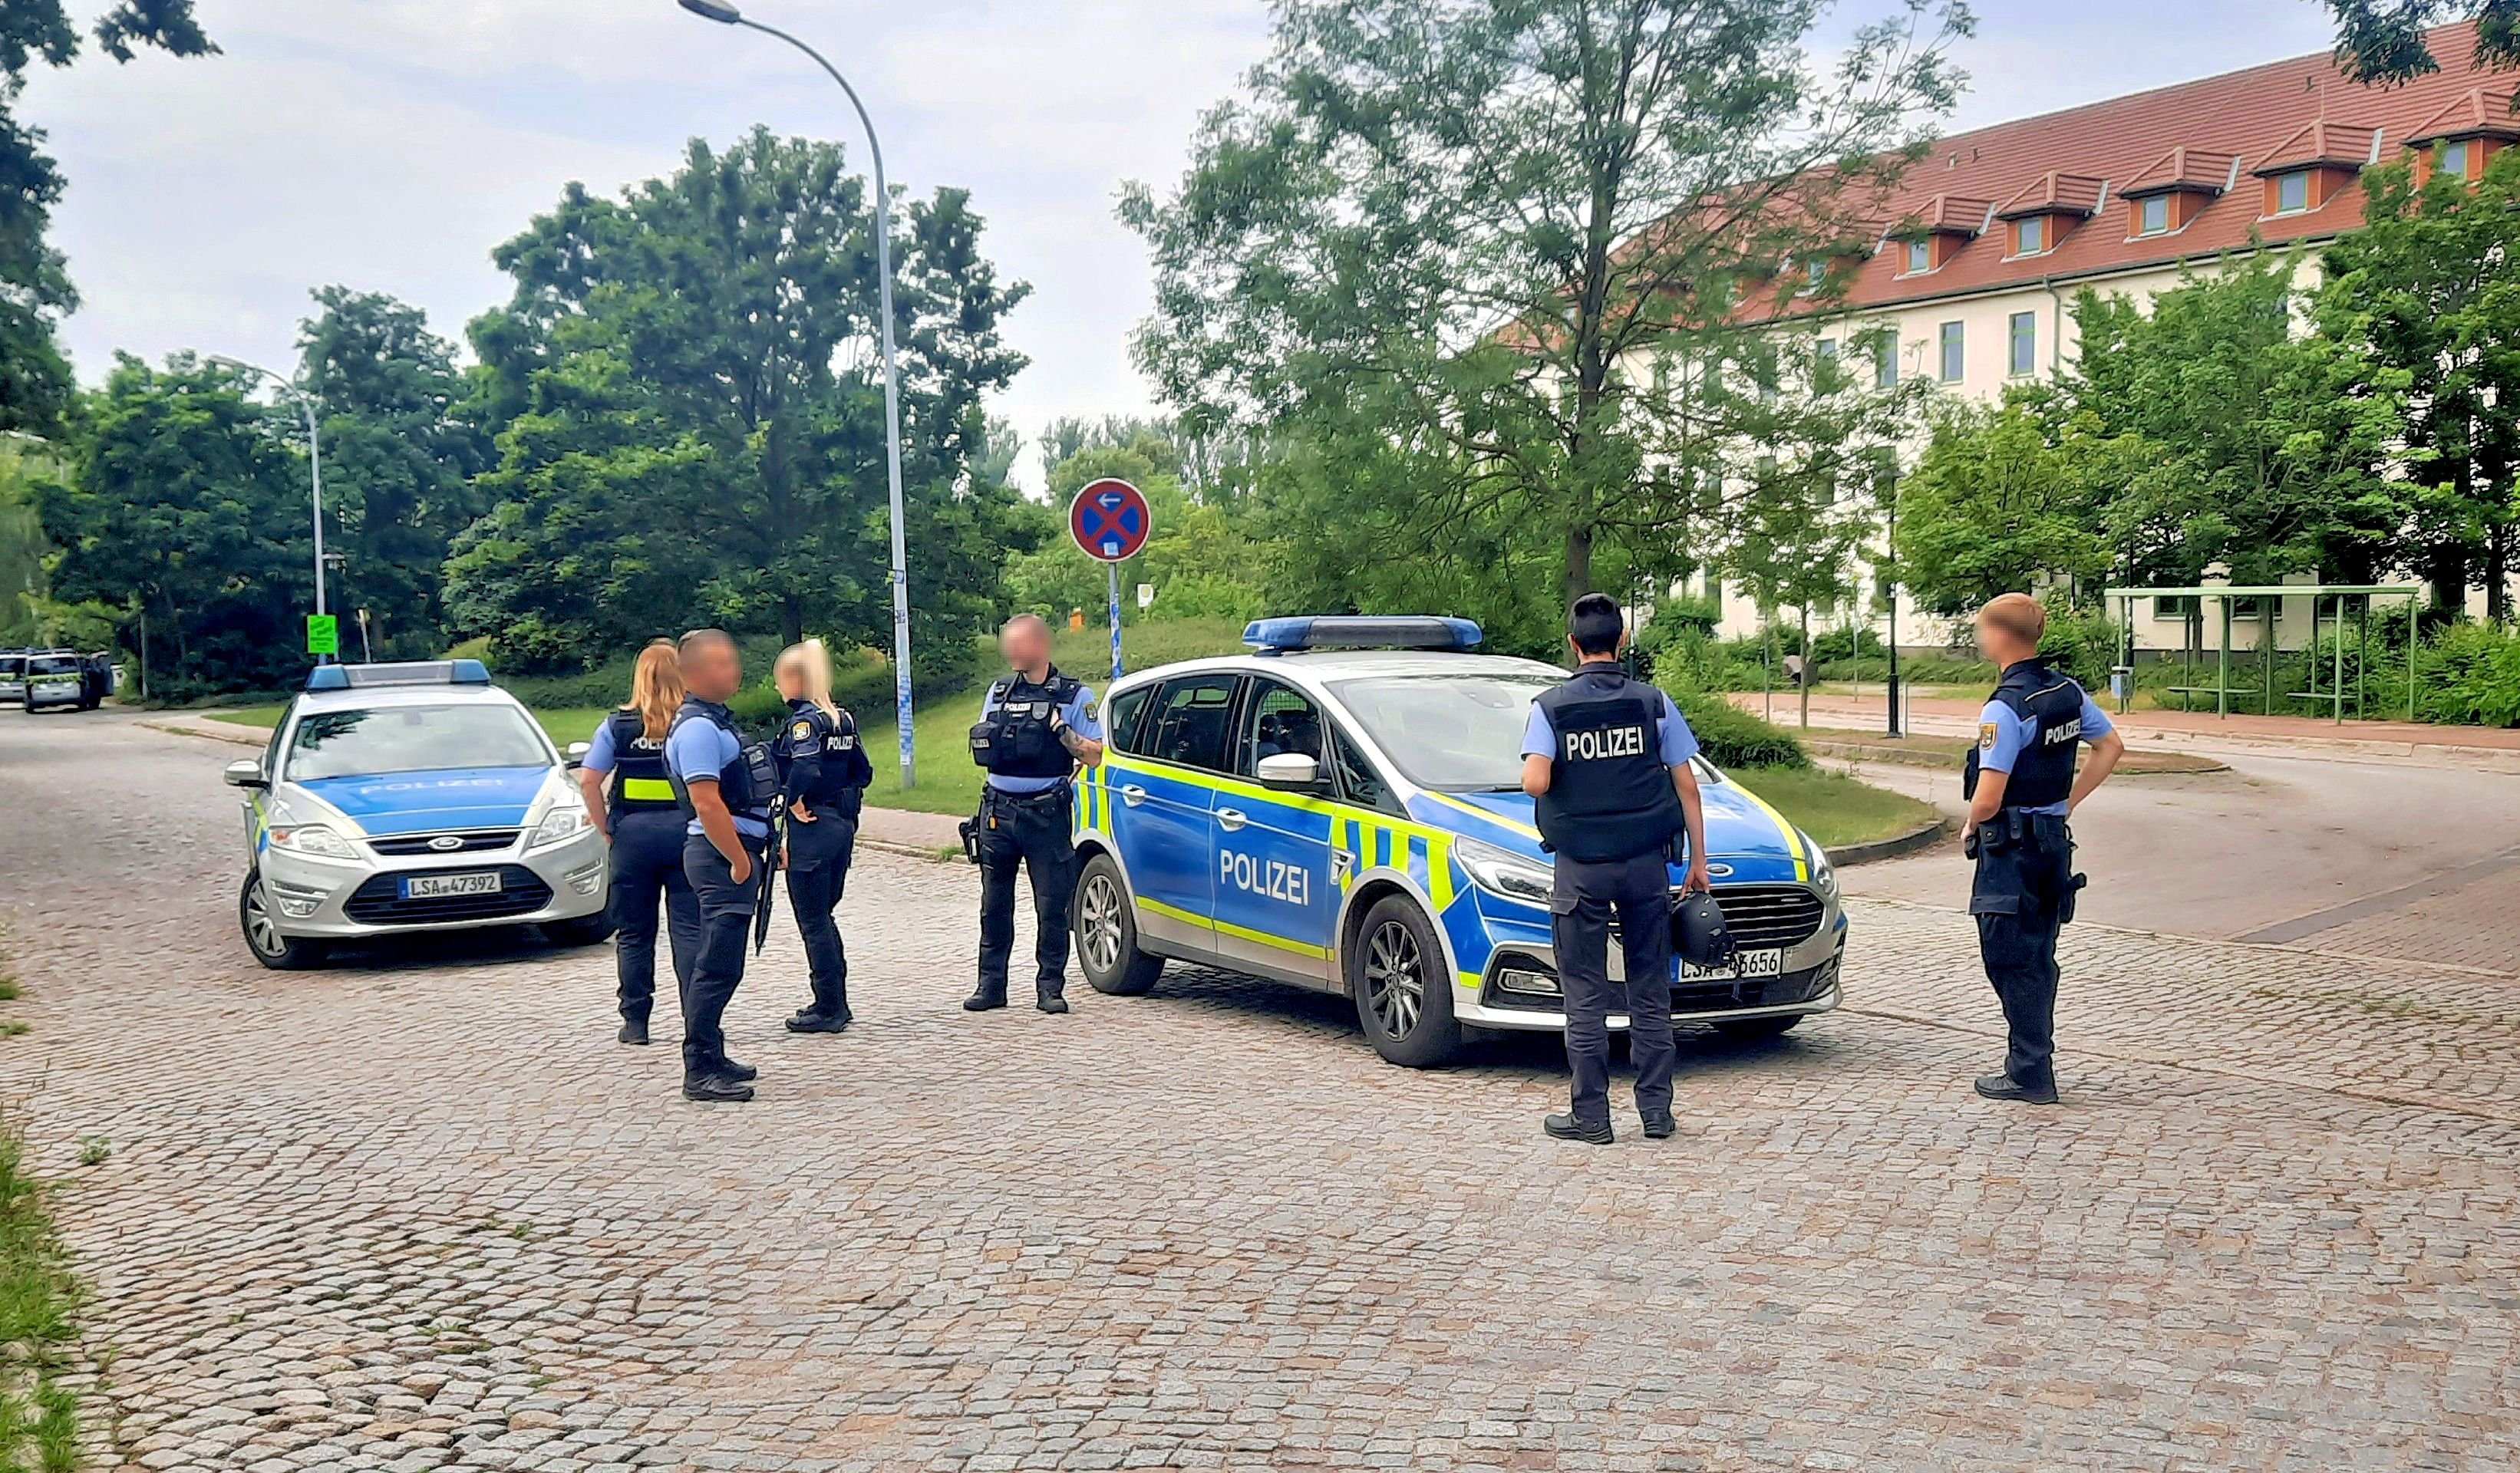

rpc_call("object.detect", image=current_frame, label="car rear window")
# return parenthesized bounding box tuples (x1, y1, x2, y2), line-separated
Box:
(26, 657, 78, 677)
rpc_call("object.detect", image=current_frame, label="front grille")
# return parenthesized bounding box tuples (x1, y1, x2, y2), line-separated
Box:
(343, 866, 552, 925)
(368, 829, 520, 857)
(1704, 884, 1825, 951)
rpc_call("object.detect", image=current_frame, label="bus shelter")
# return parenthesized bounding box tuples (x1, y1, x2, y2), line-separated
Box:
(2101, 584, 2423, 722)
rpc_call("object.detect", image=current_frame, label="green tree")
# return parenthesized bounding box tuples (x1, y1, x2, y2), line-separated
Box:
(2317, 153, 2520, 616)
(1004, 420, 1272, 627)
(1124, 0, 1971, 618)
(0, 2, 216, 435)
(39, 354, 312, 694)
(1892, 396, 2108, 615)
(447, 129, 1033, 675)
(295, 287, 491, 657)
(0, 433, 61, 644)
(2320, 2, 2519, 84)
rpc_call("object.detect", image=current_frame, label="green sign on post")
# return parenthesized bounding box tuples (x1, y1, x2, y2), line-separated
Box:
(305, 614, 339, 656)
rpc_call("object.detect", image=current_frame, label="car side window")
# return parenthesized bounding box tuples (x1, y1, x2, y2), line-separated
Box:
(1140, 675, 1241, 773)
(1103, 685, 1152, 756)
(1330, 724, 1402, 816)
(1237, 680, 1325, 776)
(264, 699, 295, 777)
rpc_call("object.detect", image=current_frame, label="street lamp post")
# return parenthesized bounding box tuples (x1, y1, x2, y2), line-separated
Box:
(677, 0, 919, 789)
(211, 355, 329, 656)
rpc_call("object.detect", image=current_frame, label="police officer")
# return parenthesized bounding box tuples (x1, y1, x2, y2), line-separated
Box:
(770, 638, 872, 1033)
(576, 639, 699, 1046)
(965, 613, 1102, 1014)
(1963, 592, 2126, 1105)
(1519, 593, 1709, 1145)
(662, 628, 780, 1103)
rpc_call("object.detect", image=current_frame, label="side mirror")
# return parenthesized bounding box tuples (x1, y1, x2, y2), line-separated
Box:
(1256, 752, 1325, 792)
(223, 759, 266, 789)
(564, 740, 591, 770)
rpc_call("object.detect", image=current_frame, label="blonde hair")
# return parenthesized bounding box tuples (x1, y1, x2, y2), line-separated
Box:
(777, 638, 839, 724)
(624, 639, 684, 740)
(1976, 592, 2047, 647)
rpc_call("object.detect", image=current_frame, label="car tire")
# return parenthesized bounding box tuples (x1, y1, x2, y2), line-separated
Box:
(1349, 894, 1461, 1068)
(541, 914, 616, 947)
(1712, 1014, 1802, 1040)
(1073, 852, 1162, 996)
(239, 868, 328, 971)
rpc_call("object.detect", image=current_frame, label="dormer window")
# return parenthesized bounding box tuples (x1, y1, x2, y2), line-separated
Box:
(2120, 148, 2235, 239)
(2249, 122, 2377, 218)
(2014, 216, 2045, 255)
(1993, 172, 2103, 260)
(2406, 89, 2515, 187)
(1903, 239, 1930, 273)
(2274, 170, 2310, 214)
(2137, 196, 2170, 236)
(2441, 139, 2472, 179)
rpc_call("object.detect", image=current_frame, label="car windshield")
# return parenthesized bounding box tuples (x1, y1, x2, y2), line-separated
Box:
(1327, 672, 1565, 791)
(285, 704, 549, 781)
(26, 657, 78, 677)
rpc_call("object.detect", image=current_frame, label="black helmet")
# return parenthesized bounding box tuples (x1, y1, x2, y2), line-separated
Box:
(1673, 891, 1737, 970)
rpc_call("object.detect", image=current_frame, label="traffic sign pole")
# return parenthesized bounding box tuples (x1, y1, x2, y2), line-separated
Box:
(1069, 478, 1152, 686)
(1107, 564, 1123, 680)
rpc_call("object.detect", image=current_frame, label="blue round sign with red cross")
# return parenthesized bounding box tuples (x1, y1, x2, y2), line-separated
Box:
(1068, 478, 1153, 563)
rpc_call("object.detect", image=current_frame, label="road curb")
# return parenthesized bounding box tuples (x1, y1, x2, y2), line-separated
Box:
(1826, 816, 1950, 868)
(139, 717, 265, 749)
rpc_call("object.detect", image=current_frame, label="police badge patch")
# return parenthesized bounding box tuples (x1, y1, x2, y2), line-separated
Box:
(791, 719, 814, 743)
(1978, 721, 1999, 750)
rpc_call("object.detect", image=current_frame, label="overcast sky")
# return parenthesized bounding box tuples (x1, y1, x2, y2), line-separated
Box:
(25, 0, 2339, 487)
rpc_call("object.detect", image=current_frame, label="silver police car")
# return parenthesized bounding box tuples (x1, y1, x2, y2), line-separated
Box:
(225, 660, 612, 969)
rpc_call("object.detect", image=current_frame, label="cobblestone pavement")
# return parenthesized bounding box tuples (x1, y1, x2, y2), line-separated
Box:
(2, 711, 2516, 1472)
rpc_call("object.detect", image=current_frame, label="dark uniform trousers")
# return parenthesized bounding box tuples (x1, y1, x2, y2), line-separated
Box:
(976, 786, 1075, 1002)
(784, 809, 858, 1019)
(609, 810, 696, 1026)
(1971, 811, 2079, 1092)
(680, 830, 767, 1076)
(1552, 851, 1677, 1125)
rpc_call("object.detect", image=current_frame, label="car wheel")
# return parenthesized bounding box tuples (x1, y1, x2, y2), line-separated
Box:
(1349, 894, 1460, 1068)
(1713, 1014, 1802, 1040)
(541, 914, 616, 947)
(239, 868, 328, 971)
(1073, 852, 1162, 995)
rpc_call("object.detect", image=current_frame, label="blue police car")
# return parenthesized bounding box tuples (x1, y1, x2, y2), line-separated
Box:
(1070, 617, 1848, 1067)
(223, 661, 613, 969)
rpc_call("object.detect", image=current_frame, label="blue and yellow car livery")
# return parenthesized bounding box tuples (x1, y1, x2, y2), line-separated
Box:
(1067, 617, 1847, 1068)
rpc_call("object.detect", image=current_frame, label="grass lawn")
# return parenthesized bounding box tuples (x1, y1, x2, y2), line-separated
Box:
(1726, 764, 1940, 849)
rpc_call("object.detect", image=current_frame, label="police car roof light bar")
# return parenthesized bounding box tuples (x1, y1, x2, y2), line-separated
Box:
(305, 659, 492, 692)
(1242, 616, 1483, 655)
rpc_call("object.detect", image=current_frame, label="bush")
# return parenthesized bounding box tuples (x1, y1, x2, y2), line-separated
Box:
(2037, 595, 2123, 684)
(2419, 621, 2520, 727)
(1664, 686, 1811, 769)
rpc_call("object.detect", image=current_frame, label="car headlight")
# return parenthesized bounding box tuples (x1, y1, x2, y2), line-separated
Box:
(1454, 836, 1555, 905)
(1809, 842, 1839, 902)
(527, 807, 589, 850)
(268, 824, 358, 860)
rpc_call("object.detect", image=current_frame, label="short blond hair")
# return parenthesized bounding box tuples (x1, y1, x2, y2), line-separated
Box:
(1976, 592, 2046, 646)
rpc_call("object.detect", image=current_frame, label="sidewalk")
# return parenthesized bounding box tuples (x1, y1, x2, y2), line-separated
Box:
(1733, 690, 2520, 771)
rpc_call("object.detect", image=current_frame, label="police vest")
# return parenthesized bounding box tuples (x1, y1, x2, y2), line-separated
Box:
(1964, 660, 2083, 811)
(970, 669, 1083, 780)
(1532, 667, 1685, 865)
(601, 709, 680, 822)
(777, 700, 873, 819)
(666, 698, 778, 826)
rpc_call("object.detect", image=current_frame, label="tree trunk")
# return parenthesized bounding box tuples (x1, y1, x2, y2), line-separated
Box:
(2426, 544, 2469, 617)
(1562, 521, 1595, 622)
(2488, 521, 2511, 625)
(779, 597, 803, 648)
(1798, 605, 1811, 730)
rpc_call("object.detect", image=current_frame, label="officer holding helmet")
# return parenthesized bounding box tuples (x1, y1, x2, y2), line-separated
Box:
(965, 613, 1103, 1014)
(664, 629, 781, 1103)
(1520, 593, 1710, 1145)
(1963, 592, 2126, 1105)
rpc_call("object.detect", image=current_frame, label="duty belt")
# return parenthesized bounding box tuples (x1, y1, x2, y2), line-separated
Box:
(988, 783, 1071, 806)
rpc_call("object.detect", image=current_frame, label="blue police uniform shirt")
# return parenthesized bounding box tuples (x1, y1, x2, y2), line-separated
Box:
(1519, 683, 1700, 766)
(582, 715, 620, 775)
(1975, 688, 2115, 816)
(982, 677, 1103, 794)
(663, 712, 771, 839)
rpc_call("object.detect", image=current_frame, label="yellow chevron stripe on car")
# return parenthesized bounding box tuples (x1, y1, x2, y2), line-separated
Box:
(1137, 894, 1331, 961)
(1101, 756, 1466, 915)
(1733, 783, 1810, 881)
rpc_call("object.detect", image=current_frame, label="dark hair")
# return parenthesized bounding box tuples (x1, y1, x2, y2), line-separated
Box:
(677, 628, 735, 657)
(1568, 594, 1624, 656)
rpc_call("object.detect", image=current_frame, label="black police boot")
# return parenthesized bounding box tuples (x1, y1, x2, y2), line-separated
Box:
(715, 1053, 759, 1083)
(1640, 1111, 1677, 1140)
(962, 988, 1008, 1012)
(618, 1017, 649, 1046)
(786, 1007, 851, 1034)
(1036, 990, 1070, 1015)
(1544, 1112, 1615, 1145)
(682, 1073, 754, 1103)
(1974, 1073, 2059, 1105)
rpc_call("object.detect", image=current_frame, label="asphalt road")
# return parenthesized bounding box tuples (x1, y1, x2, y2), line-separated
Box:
(2, 708, 2516, 1472)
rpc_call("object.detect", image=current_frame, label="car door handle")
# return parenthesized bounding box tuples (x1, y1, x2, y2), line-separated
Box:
(1216, 808, 1248, 831)
(1120, 784, 1148, 806)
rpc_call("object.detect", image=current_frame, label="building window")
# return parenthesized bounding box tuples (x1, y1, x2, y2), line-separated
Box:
(1803, 258, 1828, 292)
(2014, 216, 2044, 255)
(2228, 595, 2268, 621)
(2441, 140, 2472, 178)
(2154, 595, 2198, 620)
(2008, 311, 2037, 376)
(1938, 321, 1964, 383)
(1877, 334, 1898, 389)
(1816, 337, 1837, 361)
(1903, 239, 1931, 274)
(2138, 195, 2170, 236)
(2275, 170, 2310, 213)
(1704, 577, 1723, 605)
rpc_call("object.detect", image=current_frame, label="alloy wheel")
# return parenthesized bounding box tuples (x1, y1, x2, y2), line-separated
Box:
(1080, 872, 1123, 975)
(1364, 920, 1423, 1037)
